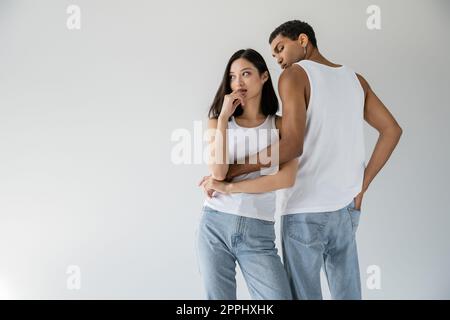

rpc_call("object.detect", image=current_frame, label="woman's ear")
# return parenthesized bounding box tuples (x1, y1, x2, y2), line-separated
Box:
(262, 71, 269, 84)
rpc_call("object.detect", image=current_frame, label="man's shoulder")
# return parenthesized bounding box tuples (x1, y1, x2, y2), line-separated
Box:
(279, 63, 308, 88)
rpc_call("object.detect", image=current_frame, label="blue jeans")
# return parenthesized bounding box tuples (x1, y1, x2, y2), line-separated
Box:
(281, 200, 362, 300)
(196, 206, 292, 300)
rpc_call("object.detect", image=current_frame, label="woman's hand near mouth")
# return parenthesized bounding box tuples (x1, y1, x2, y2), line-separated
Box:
(219, 89, 246, 120)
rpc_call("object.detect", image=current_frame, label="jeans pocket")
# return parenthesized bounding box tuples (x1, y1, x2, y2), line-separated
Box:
(286, 214, 327, 246)
(347, 207, 361, 234)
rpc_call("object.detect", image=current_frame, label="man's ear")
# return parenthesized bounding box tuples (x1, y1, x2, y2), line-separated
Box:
(298, 33, 309, 48)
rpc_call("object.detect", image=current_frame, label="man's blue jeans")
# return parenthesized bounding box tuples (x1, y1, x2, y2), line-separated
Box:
(281, 200, 362, 299)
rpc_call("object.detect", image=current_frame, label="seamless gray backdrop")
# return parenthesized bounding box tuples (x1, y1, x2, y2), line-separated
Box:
(0, 0, 449, 299)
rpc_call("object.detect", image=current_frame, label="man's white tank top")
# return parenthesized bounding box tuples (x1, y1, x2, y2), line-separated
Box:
(280, 60, 366, 215)
(204, 115, 279, 221)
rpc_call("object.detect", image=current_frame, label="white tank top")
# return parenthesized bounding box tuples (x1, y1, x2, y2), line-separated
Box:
(204, 115, 279, 221)
(280, 60, 366, 214)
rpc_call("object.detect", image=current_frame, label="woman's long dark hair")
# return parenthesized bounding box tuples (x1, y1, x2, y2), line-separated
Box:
(208, 49, 279, 119)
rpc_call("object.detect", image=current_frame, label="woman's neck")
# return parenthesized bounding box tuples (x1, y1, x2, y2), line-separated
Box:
(238, 94, 265, 120)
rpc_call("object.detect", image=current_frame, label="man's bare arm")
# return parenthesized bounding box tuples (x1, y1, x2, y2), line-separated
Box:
(356, 73, 403, 203)
(226, 65, 307, 179)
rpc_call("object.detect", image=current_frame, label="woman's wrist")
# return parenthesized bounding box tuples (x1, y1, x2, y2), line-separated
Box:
(218, 113, 230, 123)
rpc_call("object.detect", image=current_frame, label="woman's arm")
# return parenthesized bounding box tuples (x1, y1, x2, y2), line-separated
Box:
(204, 90, 245, 182)
(207, 117, 229, 180)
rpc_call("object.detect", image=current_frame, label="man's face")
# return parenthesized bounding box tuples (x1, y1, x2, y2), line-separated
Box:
(270, 34, 302, 70)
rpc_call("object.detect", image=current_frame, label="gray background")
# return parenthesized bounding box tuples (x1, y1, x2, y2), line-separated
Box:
(0, 0, 449, 299)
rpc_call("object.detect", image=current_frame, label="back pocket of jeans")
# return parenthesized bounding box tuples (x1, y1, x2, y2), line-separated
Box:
(286, 218, 325, 246)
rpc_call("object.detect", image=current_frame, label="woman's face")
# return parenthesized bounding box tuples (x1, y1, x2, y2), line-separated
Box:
(228, 58, 268, 103)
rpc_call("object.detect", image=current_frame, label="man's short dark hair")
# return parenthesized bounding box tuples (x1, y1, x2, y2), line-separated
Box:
(269, 20, 317, 48)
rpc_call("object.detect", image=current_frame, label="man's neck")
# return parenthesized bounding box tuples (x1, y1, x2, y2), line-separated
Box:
(302, 47, 341, 68)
